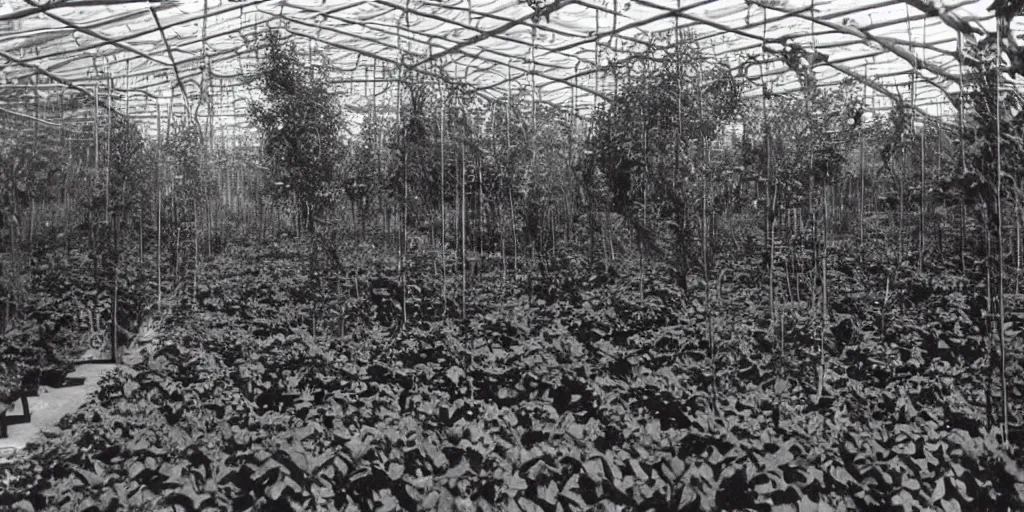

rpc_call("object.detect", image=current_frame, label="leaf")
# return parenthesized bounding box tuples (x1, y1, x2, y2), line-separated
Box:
(754, 476, 777, 495)
(799, 497, 834, 512)
(538, 481, 559, 505)
(602, 454, 623, 482)
(903, 478, 921, 491)
(829, 465, 855, 487)
(506, 474, 529, 491)
(423, 441, 448, 469)
(668, 457, 686, 479)
(628, 458, 649, 481)
(566, 423, 584, 440)
(267, 478, 287, 501)
(931, 478, 946, 503)
(422, 491, 440, 509)
(346, 436, 371, 461)
(583, 458, 605, 481)
(74, 468, 105, 488)
(446, 366, 464, 386)
(819, 503, 835, 512)
(251, 459, 283, 481)
(891, 490, 915, 511)
(387, 462, 405, 480)
(805, 466, 824, 485)
(167, 485, 212, 510)
(517, 496, 544, 512)
(774, 377, 791, 395)
(950, 477, 970, 502)
(438, 488, 456, 512)
(940, 498, 962, 512)
(443, 459, 470, 480)
(128, 461, 146, 480)
(11, 501, 34, 512)
(696, 462, 714, 483)
(679, 486, 697, 508)
(282, 446, 312, 474)
(378, 489, 400, 512)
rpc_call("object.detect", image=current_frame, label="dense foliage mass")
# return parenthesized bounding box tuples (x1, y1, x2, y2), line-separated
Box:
(1, 240, 1024, 511)
(248, 30, 346, 234)
(0, 100, 252, 413)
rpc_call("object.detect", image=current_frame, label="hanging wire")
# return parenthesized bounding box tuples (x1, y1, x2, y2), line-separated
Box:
(507, 58, 517, 274)
(530, 23, 539, 270)
(903, 2, 918, 269)
(398, 4, 409, 328)
(995, 19, 1009, 445)
(860, 60, 867, 250)
(958, 31, 967, 273)
(675, 0, 686, 301)
(594, 8, 608, 261)
(611, 0, 618, 100)
(105, 69, 111, 226)
(569, 60, 578, 256)
(531, 23, 538, 166)
(760, 4, 779, 353)
(808, 0, 828, 406)
(696, 39, 713, 412)
(156, 97, 162, 316)
(919, 13, 928, 270)
(439, 57, 447, 309)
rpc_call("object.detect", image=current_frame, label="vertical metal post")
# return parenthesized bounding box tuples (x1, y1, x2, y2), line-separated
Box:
(860, 62, 867, 248)
(94, 83, 100, 171)
(156, 99, 162, 316)
(958, 32, 967, 273)
(106, 74, 112, 224)
(398, 7, 408, 328)
(917, 18, 925, 270)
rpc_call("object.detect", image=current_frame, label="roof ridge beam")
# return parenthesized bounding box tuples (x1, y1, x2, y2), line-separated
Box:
(411, 0, 578, 69)
(0, 48, 120, 114)
(21, 0, 172, 68)
(8, 0, 273, 67)
(0, 0, 152, 22)
(748, 0, 957, 83)
(547, 0, 717, 54)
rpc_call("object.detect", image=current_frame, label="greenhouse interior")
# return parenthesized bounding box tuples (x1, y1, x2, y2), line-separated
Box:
(3, 0, 1024, 510)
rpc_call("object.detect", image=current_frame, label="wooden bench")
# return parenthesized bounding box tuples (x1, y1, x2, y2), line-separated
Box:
(0, 394, 31, 439)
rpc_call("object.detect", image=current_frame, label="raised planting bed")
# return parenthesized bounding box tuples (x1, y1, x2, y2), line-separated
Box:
(59, 376, 86, 387)
(2, 329, 77, 399)
(38, 362, 77, 388)
(23, 376, 87, 397)
(0, 360, 29, 409)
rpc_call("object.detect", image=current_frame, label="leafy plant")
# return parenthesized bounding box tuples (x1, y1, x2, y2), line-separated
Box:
(248, 29, 346, 234)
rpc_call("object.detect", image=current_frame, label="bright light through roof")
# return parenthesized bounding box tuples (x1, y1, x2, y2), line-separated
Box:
(0, 0, 1020, 137)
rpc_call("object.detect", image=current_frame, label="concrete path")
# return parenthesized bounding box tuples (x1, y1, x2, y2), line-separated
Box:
(0, 316, 159, 460)
(0, 363, 123, 457)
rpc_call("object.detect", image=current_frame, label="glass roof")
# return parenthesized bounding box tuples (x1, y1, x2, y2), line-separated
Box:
(0, 0, 1021, 135)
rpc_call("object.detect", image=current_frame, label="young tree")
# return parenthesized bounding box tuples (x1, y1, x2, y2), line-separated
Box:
(248, 30, 345, 235)
(579, 39, 741, 286)
(342, 115, 389, 241)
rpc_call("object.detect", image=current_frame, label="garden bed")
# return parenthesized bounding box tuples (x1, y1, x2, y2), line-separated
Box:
(0, 242, 1021, 511)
